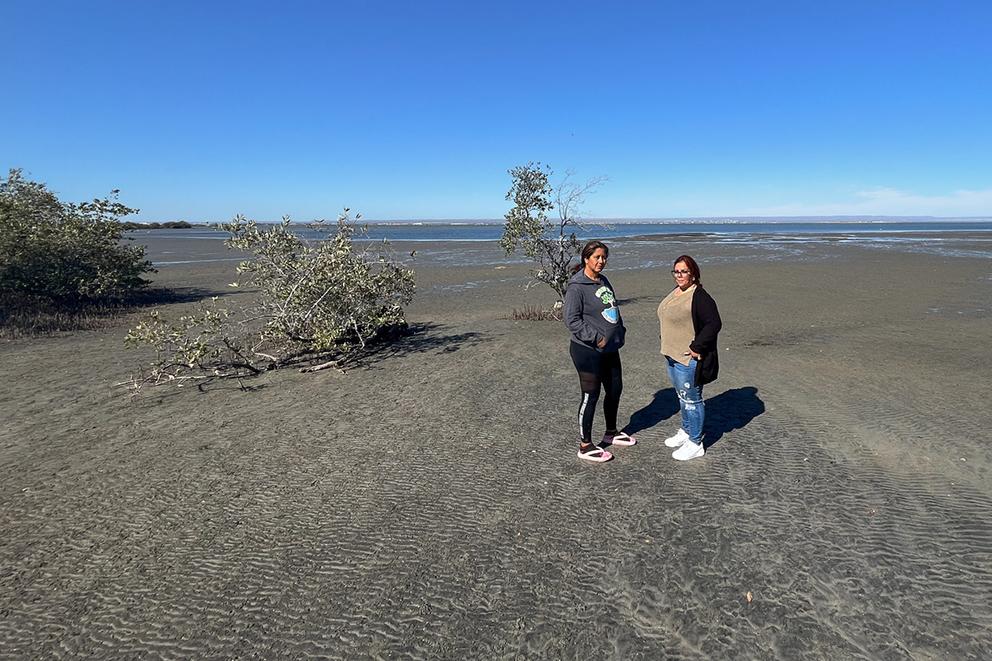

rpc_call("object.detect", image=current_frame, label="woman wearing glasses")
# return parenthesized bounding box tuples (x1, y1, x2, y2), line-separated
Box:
(657, 255, 722, 460)
(564, 240, 636, 463)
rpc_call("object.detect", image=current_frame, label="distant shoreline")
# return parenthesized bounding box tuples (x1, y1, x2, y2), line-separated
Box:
(125, 216, 992, 227)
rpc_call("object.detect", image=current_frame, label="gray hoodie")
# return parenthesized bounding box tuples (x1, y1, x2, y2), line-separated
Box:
(564, 270, 626, 352)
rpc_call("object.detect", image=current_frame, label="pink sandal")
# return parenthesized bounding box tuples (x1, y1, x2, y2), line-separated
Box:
(577, 444, 613, 463)
(601, 431, 637, 447)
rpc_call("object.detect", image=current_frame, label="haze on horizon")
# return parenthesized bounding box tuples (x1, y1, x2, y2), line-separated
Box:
(3, 1, 990, 222)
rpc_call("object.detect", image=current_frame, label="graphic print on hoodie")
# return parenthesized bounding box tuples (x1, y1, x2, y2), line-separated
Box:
(596, 285, 618, 323)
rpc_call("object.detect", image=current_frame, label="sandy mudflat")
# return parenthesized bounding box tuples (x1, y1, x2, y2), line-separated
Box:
(1, 234, 991, 658)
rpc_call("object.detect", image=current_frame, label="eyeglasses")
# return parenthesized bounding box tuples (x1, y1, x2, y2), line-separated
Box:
(671, 269, 691, 276)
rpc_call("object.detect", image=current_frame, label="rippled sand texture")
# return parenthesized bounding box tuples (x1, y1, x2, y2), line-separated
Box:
(1, 237, 990, 659)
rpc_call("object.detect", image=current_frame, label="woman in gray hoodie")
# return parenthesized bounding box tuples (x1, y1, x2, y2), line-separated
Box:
(564, 240, 636, 462)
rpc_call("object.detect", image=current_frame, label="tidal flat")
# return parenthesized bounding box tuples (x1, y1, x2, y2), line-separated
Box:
(1, 233, 990, 658)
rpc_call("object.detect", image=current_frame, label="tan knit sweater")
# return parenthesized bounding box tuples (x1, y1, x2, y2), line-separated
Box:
(658, 284, 696, 366)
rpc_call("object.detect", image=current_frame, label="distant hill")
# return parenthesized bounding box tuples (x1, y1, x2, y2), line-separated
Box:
(121, 221, 194, 230)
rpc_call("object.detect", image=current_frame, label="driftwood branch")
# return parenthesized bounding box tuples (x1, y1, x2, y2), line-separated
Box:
(300, 358, 343, 373)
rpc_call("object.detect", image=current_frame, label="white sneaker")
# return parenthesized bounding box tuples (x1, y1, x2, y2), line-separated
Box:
(664, 428, 690, 448)
(672, 440, 705, 461)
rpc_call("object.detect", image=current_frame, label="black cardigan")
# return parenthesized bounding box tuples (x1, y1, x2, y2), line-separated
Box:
(688, 286, 722, 386)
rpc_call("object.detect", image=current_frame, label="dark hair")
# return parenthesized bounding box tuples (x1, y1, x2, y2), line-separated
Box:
(673, 254, 701, 284)
(571, 240, 610, 274)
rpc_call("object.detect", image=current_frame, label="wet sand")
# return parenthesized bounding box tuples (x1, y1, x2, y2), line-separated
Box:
(1, 235, 990, 658)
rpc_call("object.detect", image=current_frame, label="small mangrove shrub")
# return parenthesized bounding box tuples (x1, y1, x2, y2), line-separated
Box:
(125, 211, 415, 391)
(500, 162, 606, 311)
(0, 168, 153, 306)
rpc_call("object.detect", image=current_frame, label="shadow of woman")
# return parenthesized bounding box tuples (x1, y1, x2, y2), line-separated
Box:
(624, 388, 680, 436)
(700, 386, 765, 448)
(624, 386, 765, 448)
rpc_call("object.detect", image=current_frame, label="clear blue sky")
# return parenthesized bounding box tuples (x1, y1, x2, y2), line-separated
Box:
(3, 1, 991, 221)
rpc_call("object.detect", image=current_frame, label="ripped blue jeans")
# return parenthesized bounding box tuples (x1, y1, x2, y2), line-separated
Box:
(666, 356, 704, 444)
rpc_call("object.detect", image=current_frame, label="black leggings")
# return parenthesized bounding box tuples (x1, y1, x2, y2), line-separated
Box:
(569, 342, 623, 443)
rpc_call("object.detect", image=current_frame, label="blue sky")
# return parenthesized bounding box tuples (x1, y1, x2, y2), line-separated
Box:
(3, 1, 991, 221)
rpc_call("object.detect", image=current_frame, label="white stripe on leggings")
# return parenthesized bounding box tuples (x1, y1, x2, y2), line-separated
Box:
(578, 392, 590, 439)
